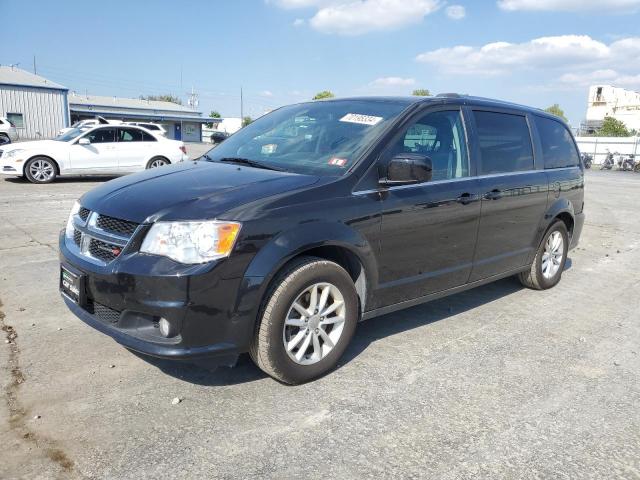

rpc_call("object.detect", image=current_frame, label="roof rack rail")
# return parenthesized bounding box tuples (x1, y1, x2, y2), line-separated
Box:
(436, 93, 462, 98)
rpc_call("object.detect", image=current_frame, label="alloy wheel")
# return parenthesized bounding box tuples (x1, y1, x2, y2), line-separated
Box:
(29, 159, 55, 182)
(149, 159, 168, 168)
(542, 231, 564, 279)
(282, 282, 346, 365)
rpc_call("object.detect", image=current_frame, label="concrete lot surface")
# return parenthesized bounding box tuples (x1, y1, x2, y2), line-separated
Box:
(1, 170, 639, 479)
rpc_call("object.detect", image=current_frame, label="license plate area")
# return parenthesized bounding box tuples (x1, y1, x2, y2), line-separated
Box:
(60, 265, 85, 306)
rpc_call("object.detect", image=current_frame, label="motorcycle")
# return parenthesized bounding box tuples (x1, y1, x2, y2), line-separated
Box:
(601, 151, 615, 170)
(621, 154, 638, 171)
(580, 153, 592, 169)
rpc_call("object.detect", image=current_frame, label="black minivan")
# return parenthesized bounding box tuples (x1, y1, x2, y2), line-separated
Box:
(60, 95, 584, 384)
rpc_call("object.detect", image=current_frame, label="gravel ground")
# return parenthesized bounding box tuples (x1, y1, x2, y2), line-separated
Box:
(1, 170, 639, 480)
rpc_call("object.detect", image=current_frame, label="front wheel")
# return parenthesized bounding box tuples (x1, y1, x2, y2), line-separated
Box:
(519, 220, 568, 290)
(146, 156, 170, 169)
(250, 257, 359, 384)
(24, 157, 57, 184)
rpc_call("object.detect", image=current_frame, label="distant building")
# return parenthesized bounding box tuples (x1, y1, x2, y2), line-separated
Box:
(0, 65, 69, 140)
(68, 93, 206, 142)
(582, 85, 640, 134)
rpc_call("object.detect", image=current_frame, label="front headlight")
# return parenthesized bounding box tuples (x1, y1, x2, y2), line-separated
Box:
(140, 221, 241, 264)
(6, 149, 25, 159)
(65, 201, 81, 237)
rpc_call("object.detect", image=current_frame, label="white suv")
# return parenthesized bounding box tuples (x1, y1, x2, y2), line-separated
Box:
(0, 117, 19, 144)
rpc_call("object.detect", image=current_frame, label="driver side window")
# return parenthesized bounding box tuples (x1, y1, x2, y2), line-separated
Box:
(387, 110, 469, 181)
(84, 127, 116, 144)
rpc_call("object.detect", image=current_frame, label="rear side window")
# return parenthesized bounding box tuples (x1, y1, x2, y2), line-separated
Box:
(534, 115, 580, 169)
(473, 111, 534, 175)
(118, 127, 155, 142)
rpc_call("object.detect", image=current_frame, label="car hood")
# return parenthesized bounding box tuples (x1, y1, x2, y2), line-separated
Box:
(80, 160, 320, 223)
(3, 140, 64, 151)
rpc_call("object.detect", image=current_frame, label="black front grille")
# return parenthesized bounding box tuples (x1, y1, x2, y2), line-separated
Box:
(78, 207, 90, 221)
(96, 214, 138, 237)
(73, 229, 82, 246)
(88, 238, 122, 263)
(87, 301, 121, 324)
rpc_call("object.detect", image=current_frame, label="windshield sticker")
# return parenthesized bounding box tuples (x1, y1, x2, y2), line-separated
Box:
(339, 113, 383, 126)
(328, 158, 347, 167)
(261, 144, 278, 154)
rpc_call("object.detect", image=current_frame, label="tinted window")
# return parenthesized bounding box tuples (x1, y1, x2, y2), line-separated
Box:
(84, 127, 116, 144)
(118, 127, 154, 142)
(473, 111, 534, 175)
(388, 110, 469, 181)
(534, 115, 580, 169)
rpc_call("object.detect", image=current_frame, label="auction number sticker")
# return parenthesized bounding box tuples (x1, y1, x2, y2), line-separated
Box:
(339, 113, 383, 126)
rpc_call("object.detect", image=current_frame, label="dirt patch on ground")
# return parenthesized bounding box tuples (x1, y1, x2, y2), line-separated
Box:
(1, 299, 75, 474)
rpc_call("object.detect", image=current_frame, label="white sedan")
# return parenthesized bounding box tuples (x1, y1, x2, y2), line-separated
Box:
(0, 125, 188, 184)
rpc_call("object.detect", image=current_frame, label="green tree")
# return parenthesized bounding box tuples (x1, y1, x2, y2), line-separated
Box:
(139, 94, 183, 105)
(412, 89, 431, 97)
(242, 116, 253, 127)
(206, 110, 222, 128)
(544, 104, 568, 122)
(597, 116, 631, 137)
(313, 90, 335, 100)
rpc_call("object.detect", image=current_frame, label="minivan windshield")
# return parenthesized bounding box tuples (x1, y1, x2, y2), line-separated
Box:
(55, 128, 85, 142)
(202, 100, 409, 176)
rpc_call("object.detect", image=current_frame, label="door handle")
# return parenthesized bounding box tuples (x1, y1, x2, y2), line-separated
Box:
(456, 193, 478, 205)
(484, 189, 503, 200)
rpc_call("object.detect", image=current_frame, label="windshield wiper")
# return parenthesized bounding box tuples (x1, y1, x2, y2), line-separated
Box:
(218, 157, 285, 172)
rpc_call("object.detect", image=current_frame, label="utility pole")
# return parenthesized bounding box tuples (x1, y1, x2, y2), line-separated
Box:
(240, 87, 244, 125)
(187, 86, 199, 110)
(33, 55, 37, 75)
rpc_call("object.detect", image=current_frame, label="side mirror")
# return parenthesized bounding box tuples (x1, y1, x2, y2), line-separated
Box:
(78, 138, 90, 145)
(381, 153, 432, 186)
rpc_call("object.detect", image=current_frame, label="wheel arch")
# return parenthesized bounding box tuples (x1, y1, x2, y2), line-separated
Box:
(24, 154, 60, 175)
(530, 198, 575, 261)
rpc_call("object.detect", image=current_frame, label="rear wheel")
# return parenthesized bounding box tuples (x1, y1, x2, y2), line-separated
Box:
(146, 156, 170, 169)
(519, 220, 568, 290)
(250, 257, 359, 384)
(24, 157, 57, 184)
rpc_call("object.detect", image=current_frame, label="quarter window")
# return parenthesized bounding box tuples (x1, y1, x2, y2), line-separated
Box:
(473, 111, 534, 175)
(387, 110, 469, 181)
(84, 127, 116, 144)
(118, 127, 155, 142)
(534, 115, 580, 169)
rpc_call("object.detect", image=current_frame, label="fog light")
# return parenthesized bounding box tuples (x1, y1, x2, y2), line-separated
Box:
(158, 317, 176, 338)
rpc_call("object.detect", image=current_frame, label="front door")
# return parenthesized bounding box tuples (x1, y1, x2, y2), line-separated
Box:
(68, 127, 119, 173)
(468, 110, 549, 281)
(376, 108, 481, 308)
(174, 123, 182, 140)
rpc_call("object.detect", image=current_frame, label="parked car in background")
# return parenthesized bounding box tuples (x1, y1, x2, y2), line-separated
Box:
(58, 116, 118, 136)
(58, 95, 584, 384)
(0, 117, 19, 144)
(1, 125, 187, 183)
(126, 122, 167, 137)
(210, 130, 229, 145)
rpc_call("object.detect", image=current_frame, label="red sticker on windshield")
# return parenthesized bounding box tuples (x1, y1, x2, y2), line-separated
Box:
(328, 158, 347, 167)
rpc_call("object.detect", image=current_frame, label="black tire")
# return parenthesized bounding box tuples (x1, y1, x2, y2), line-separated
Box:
(24, 156, 57, 184)
(519, 220, 569, 290)
(250, 256, 359, 384)
(146, 156, 170, 169)
(0, 133, 10, 145)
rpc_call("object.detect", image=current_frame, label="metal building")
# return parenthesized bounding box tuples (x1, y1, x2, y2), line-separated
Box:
(68, 93, 207, 142)
(0, 65, 69, 140)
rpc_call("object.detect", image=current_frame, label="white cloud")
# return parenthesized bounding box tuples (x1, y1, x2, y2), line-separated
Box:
(270, 0, 442, 35)
(293, 18, 305, 26)
(445, 4, 465, 19)
(370, 76, 416, 87)
(416, 35, 640, 76)
(261, 90, 275, 97)
(497, 0, 640, 12)
(560, 69, 640, 89)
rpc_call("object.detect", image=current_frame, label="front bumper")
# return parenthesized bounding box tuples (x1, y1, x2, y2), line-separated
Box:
(59, 231, 259, 365)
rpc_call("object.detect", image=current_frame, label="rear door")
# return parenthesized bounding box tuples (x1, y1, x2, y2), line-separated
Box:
(375, 107, 482, 307)
(468, 109, 549, 281)
(68, 127, 119, 173)
(116, 127, 157, 171)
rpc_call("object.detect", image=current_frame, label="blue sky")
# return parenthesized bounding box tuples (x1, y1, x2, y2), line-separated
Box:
(3, 0, 640, 126)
